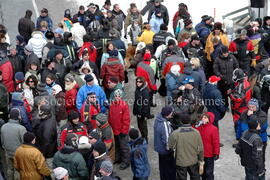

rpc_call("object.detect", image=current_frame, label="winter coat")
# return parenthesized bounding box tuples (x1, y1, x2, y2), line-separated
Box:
(148, 4, 169, 25)
(153, 30, 174, 51)
(78, 42, 97, 63)
(18, 16, 35, 42)
(14, 144, 51, 180)
(229, 38, 255, 74)
(136, 30, 155, 45)
(27, 32, 47, 58)
(129, 138, 150, 178)
(71, 23, 86, 47)
(133, 84, 151, 117)
(237, 109, 268, 142)
(11, 95, 32, 132)
(76, 84, 107, 111)
(100, 52, 124, 68)
(0, 58, 14, 92)
(54, 58, 72, 88)
(195, 112, 220, 158)
(36, 15, 53, 30)
(230, 79, 252, 122)
(126, 24, 141, 46)
(166, 72, 183, 99)
(108, 99, 130, 135)
(203, 83, 226, 121)
(205, 32, 229, 61)
(100, 57, 125, 89)
(136, 61, 157, 91)
(60, 122, 87, 149)
(1, 119, 26, 157)
(213, 54, 239, 85)
(55, 92, 67, 122)
(53, 146, 89, 180)
(149, 14, 164, 34)
(235, 129, 264, 172)
(168, 124, 204, 167)
(195, 21, 212, 46)
(153, 113, 173, 155)
(33, 114, 57, 158)
(80, 101, 100, 131)
(112, 9, 126, 31)
(65, 82, 79, 113)
(124, 11, 143, 34)
(9, 55, 23, 76)
(23, 87, 38, 108)
(0, 82, 8, 109)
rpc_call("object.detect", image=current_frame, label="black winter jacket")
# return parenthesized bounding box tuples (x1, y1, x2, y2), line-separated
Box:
(133, 84, 151, 117)
(235, 129, 264, 174)
(18, 16, 35, 42)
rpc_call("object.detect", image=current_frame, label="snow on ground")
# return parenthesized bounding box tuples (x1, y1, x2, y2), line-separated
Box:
(69, 0, 250, 34)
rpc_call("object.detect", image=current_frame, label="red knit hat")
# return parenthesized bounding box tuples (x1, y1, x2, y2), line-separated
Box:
(143, 53, 151, 61)
(209, 75, 221, 83)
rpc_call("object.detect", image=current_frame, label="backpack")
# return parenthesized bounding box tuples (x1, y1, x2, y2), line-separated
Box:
(175, 18, 184, 37)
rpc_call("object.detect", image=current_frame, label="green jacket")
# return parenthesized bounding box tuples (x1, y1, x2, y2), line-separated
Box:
(168, 124, 204, 167)
(53, 146, 89, 180)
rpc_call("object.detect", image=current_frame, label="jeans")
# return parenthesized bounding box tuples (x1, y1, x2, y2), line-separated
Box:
(5, 153, 19, 180)
(133, 177, 148, 180)
(176, 163, 200, 180)
(158, 153, 176, 180)
(137, 115, 148, 141)
(202, 157, 214, 180)
(245, 167, 265, 180)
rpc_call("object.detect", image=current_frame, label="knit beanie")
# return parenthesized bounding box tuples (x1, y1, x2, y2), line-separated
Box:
(52, 84, 62, 94)
(65, 73, 75, 82)
(96, 113, 108, 127)
(170, 65, 181, 75)
(15, 72, 25, 81)
(167, 39, 176, 46)
(89, 129, 101, 140)
(161, 106, 173, 117)
(53, 167, 68, 180)
(93, 141, 107, 155)
(68, 110, 80, 122)
(84, 74, 94, 82)
(184, 19, 192, 27)
(248, 98, 259, 110)
(24, 44, 33, 52)
(11, 92, 23, 102)
(16, 35, 25, 44)
(100, 160, 113, 174)
(23, 132, 36, 143)
(129, 128, 139, 140)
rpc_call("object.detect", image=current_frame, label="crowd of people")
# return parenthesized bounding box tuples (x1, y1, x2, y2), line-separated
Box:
(0, 0, 270, 179)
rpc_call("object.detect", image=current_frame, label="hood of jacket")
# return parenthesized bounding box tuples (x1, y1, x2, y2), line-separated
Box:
(206, 112, 215, 124)
(137, 83, 148, 91)
(31, 31, 44, 39)
(79, 61, 93, 75)
(156, 113, 166, 123)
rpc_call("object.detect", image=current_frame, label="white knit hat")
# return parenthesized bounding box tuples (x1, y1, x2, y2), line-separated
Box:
(170, 64, 181, 75)
(53, 167, 68, 180)
(52, 84, 62, 94)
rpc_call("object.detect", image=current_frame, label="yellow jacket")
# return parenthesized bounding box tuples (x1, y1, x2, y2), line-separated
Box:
(14, 144, 51, 180)
(136, 30, 155, 45)
(205, 32, 229, 61)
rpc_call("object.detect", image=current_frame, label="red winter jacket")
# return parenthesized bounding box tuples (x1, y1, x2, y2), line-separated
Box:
(0, 60, 14, 92)
(108, 99, 130, 135)
(59, 122, 87, 149)
(136, 61, 157, 91)
(80, 102, 100, 130)
(78, 42, 97, 63)
(65, 83, 79, 114)
(229, 78, 252, 122)
(100, 57, 125, 89)
(195, 112, 220, 158)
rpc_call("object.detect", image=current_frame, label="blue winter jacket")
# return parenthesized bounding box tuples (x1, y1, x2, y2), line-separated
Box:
(76, 84, 107, 112)
(149, 14, 164, 34)
(166, 72, 183, 100)
(236, 110, 268, 142)
(203, 83, 226, 121)
(154, 113, 172, 155)
(195, 21, 211, 46)
(129, 138, 150, 178)
(11, 99, 32, 132)
(36, 15, 53, 30)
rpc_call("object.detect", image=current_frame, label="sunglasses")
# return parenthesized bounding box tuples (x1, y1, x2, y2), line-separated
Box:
(90, 96, 96, 98)
(88, 137, 93, 140)
(136, 81, 142, 83)
(28, 81, 34, 83)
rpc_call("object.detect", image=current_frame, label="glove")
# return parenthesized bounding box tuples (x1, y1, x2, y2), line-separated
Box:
(251, 59, 256, 67)
(214, 155, 219, 161)
(119, 133, 127, 137)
